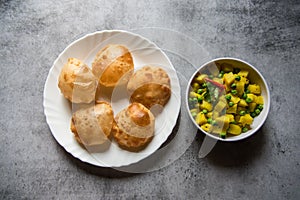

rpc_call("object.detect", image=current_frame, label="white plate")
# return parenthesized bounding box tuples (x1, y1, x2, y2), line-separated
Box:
(43, 30, 181, 167)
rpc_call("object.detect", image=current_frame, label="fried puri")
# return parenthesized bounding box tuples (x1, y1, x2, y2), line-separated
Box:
(92, 44, 134, 87)
(127, 66, 171, 109)
(70, 101, 114, 149)
(113, 103, 155, 152)
(58, 58, 98, 103)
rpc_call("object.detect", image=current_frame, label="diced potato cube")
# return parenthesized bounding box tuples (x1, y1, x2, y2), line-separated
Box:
(225, 114, 235, 123)
(238, 70, 249, 77)
(239, 114, 253, 126)
(201, 123, 212, 132)
(212, 111, 219, 119)
(255, 96, 264, 104)
(216, 115, 230, 130)
(195, 74, 208, 84)
(223, 72, 235, 86)
(248, 84, 261, 95)
(240, 76, 249, 85)
(214, 100, 227, 113)
(248, 102, 257, 112)
(196, 112, 207, 125)
(236, 81, 245, 97)
(237, 106, 246, 113)
(218, 95, 227, 103)
(190, 91, 201, 98)
(247, 94, 257, 103)
(207, 112, 213, 118)
(228, 124, 242, 135)
(229, 94, 240, 104)
(200, 100, 213, 111)
(211, 125, 225, 134)
(190, 108, 199, 114)
(238, 99, 248, 107)
(226, 104, 237, 114)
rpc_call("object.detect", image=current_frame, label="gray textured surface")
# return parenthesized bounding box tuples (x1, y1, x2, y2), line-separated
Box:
(1, 0, 300, 199)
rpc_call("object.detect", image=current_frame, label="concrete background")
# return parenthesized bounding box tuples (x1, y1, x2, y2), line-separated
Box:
(1, 0, 299, 199)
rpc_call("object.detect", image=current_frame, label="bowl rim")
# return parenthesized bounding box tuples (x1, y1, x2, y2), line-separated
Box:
(185, 57, 270, 142)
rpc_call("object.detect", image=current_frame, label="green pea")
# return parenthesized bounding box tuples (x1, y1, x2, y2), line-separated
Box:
(257, 104, 264, 110)
(202, 83, 207, 88)
(255, 109, 261, 115)
(207, 118, 212, 124)
(230, 120, 237, 124)
(239, 110, 246, 116)
(246, 98, 252, 103)
(242, 127, 248, 133)
(220, 132, 226, 139)
(242, 93, 247, 99)
(235, 75, 241, 81)
(197, 88, 204, 94)
(229, 102, 234, 107)
(191, 112, 197, 118)
(231, 90, 237, 95)
(245, 89, 250, 94)
(202, 109, 208, 114)
(231, 83, 237, 89)
(197, 96, 203, 103)
(225, 94, 231, 101)
(250, 112, 256, 118)
(218, 73, 223, 78)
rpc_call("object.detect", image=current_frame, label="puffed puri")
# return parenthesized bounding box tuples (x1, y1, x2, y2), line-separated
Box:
(92, 44, 134, 88)
(58, 58, 98, 104)
(113, 102, 155, 152)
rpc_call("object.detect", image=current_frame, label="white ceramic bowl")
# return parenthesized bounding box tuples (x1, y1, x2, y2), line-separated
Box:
(186, 57, 270, 141)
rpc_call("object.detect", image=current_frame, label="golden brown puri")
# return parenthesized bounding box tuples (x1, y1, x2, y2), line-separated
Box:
(92, 44, 134, 88)
(58, 58, 98, 104)
(70, 101, 114, 148)
(113, 103, 155, 152)
(127, 66, 171, 109)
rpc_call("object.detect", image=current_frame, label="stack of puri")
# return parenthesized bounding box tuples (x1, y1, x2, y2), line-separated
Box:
(57, 43, 172, 153)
